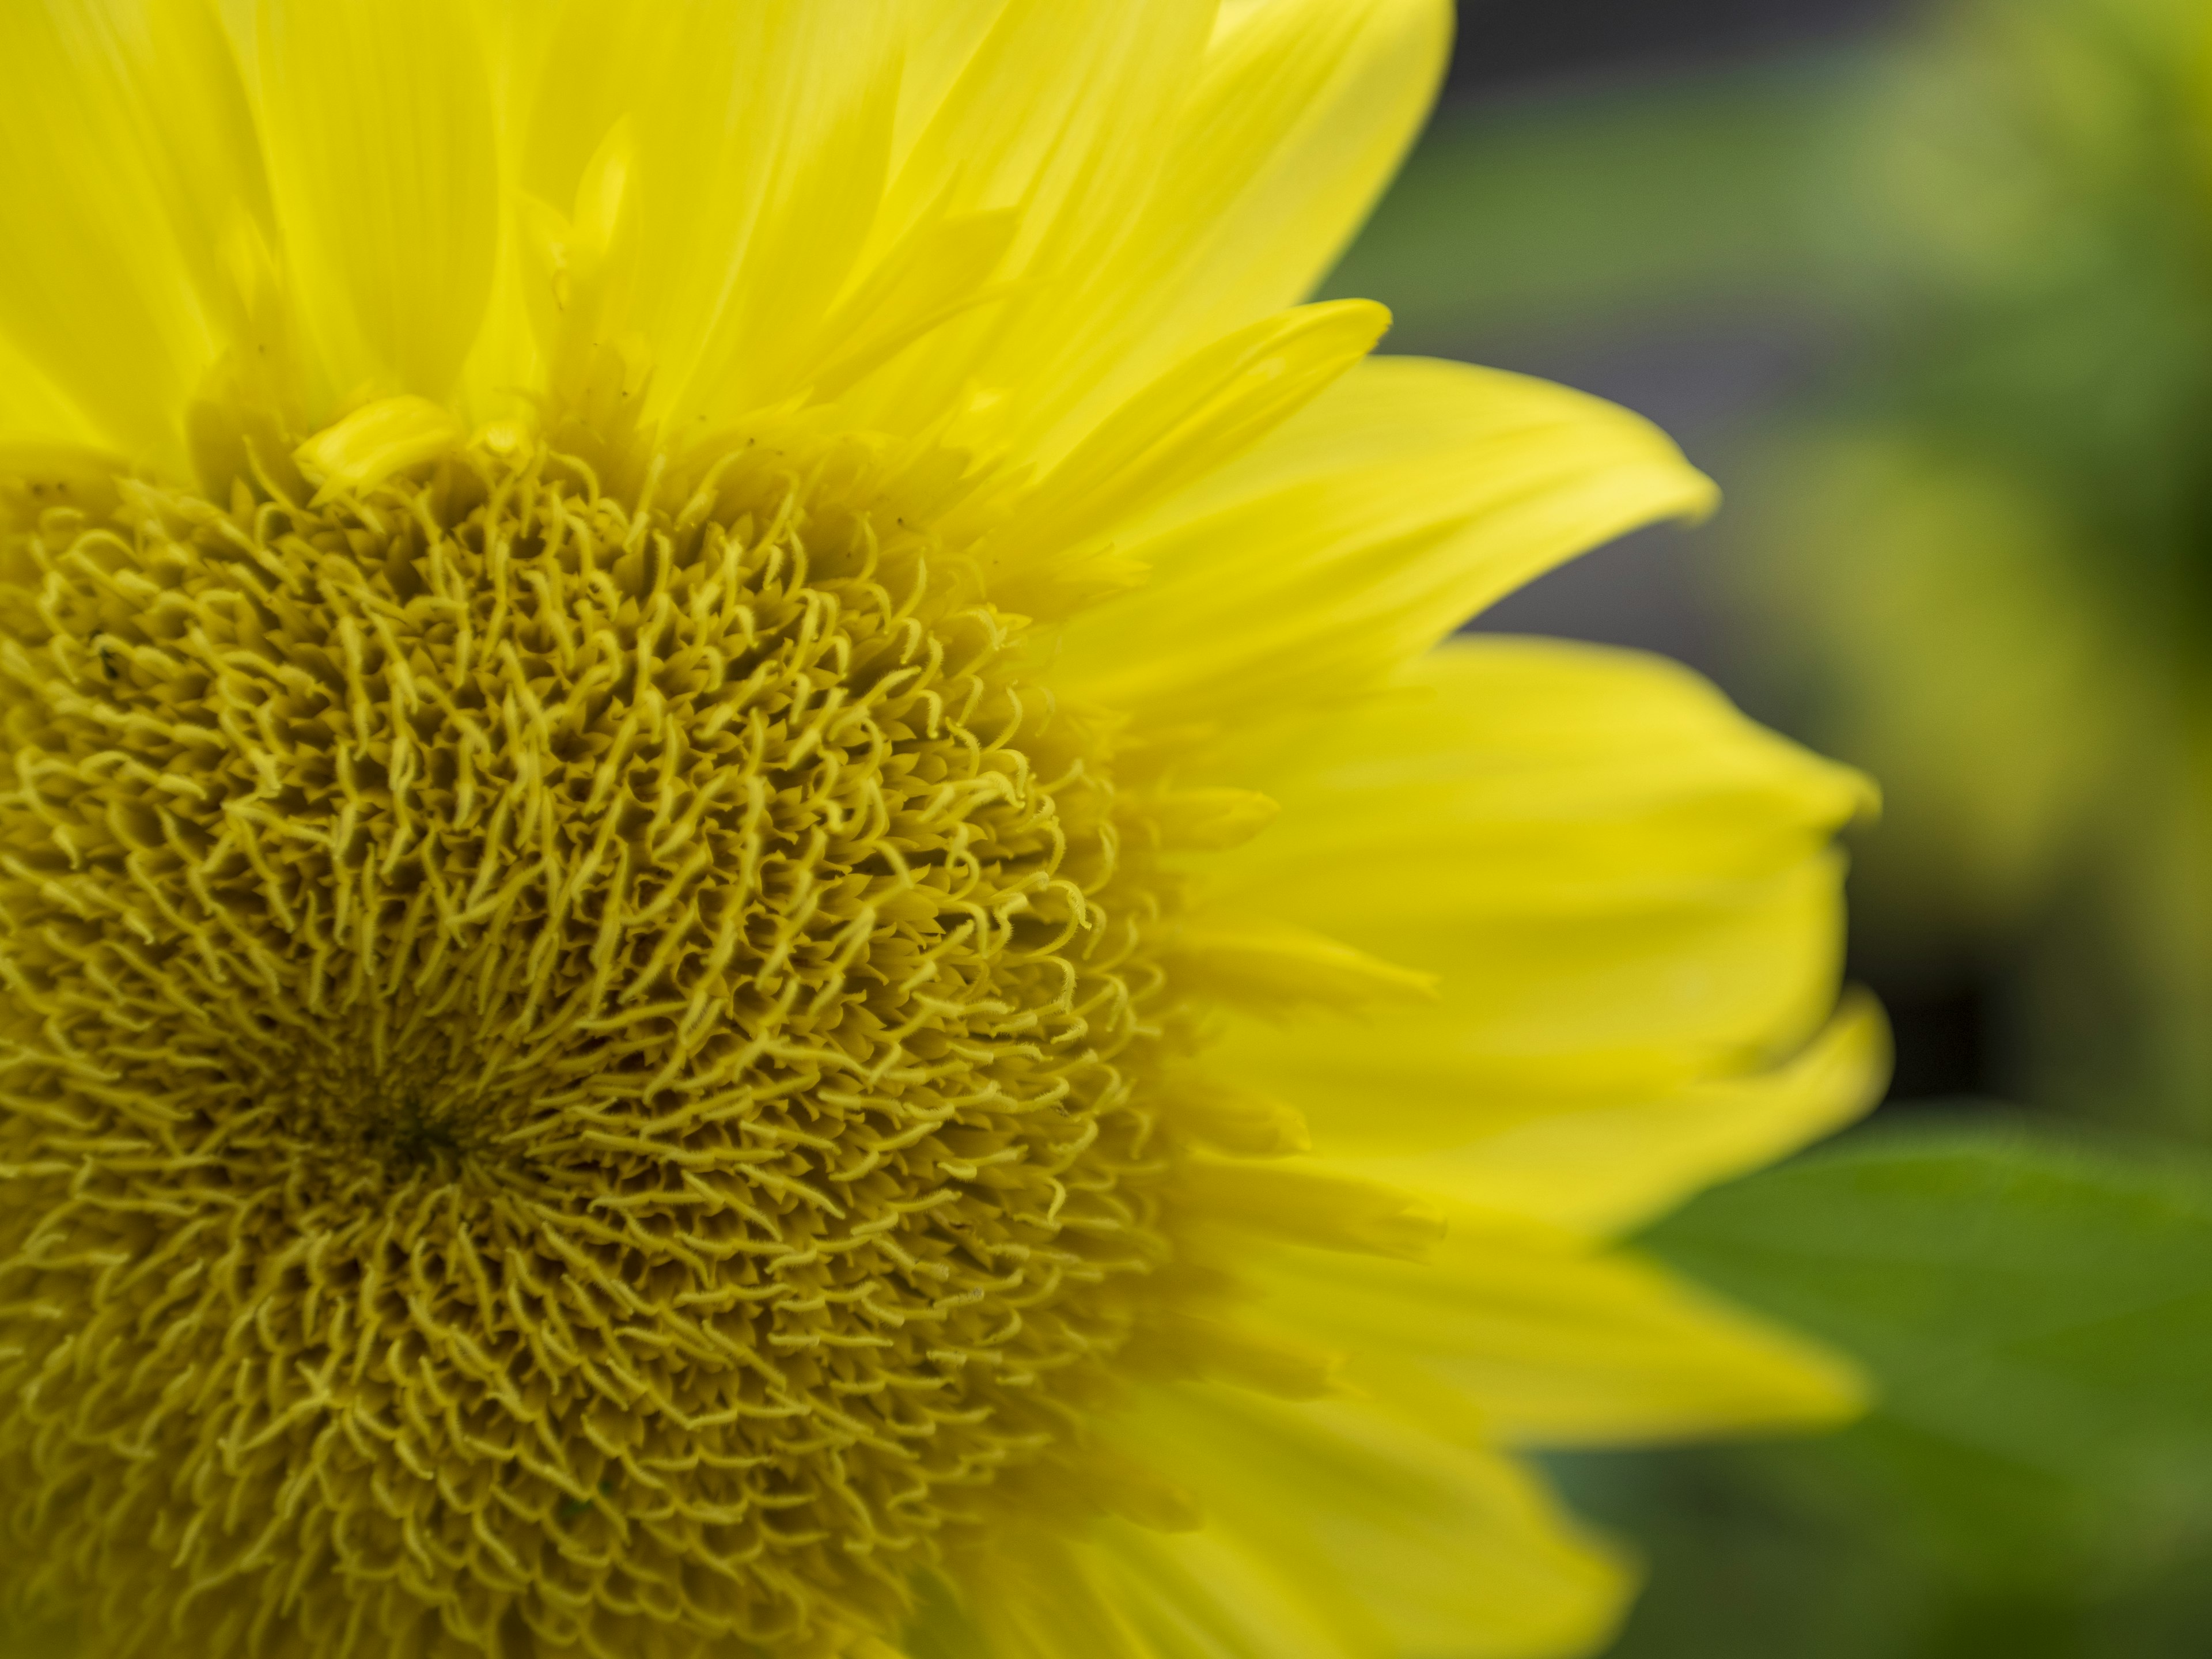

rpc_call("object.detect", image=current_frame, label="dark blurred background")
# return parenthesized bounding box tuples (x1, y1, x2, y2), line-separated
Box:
(1449, 0, 1904, 90)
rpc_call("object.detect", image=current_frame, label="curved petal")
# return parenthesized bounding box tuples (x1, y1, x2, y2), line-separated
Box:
(1248, 1223, 1867, 1450)
(255, 0, 501, 411)
(952, 0, 1451, 460)
(906, 1536, 1160, 1659)
(846, 0, 1219, 441)
(906, 1388, 1623, 1659)
(0, 339, 105, 454)
(0, 0, 267, 468)
(1103, 1390, 1628, 1659)
(982, 300, 1388, 612)
(1195, 637, 1872, 1201)
(1057, 359, 1715, 743)
(510, 0, 906, 425)
(1337, 999, 1889, 1236)
(494, 0, 1441, 463)
(1113, 0, 1448, 360)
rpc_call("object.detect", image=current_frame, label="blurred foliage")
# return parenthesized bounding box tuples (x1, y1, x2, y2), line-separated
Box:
(1556, 1122, 2212, 1659)
(1739, 0, 2212, 1131)
(1648, 1123, 2212, 1494)
(1331, 0, 2212, 1652)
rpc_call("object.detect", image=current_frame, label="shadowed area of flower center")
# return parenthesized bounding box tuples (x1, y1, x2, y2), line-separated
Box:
(0, 429, 1190, 1658)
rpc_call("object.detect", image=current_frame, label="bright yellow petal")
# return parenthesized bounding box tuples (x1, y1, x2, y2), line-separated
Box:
(1058, 359, 1715, 740)
(0, 0, 268, 467)
(848, 0, 1219, 440)
(982, 300, 1388, 608)
(965, 0, 1450, 458)
(1250, 1223, 1866, 1449)
(1205, 856, 1846, 1107)
(1163, 914, 1438, 1017)
(512, 0, 906, 425)
(1090, 1524, 1345, 1659)
(887, 0, 1006, 167)
(0, 338, 104, 454)
(1195, 638, 1874, 1224)
(1121, 0, 1448, 356)
(257, 0, 501, 411)
(1344, 998, 1891, 1236)
(908, 1392, 1626, 1659)
(876, 0, 1215, 274)
(1223, 637, 1873, 921)
(1102, 1389, 1629, 1659)
(911, 1536, 1158, 1659)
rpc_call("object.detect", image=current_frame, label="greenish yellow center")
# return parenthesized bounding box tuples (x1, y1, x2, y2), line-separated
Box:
(0, 428, 1196, 1658)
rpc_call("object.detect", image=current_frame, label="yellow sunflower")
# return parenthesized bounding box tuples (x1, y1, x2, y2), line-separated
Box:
(0, 3, 1885, 1657)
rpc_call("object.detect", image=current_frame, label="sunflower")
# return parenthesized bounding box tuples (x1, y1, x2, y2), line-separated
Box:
(0, 3, 1884, 1657)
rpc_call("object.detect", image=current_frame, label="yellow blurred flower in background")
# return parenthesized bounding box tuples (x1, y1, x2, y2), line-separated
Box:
(0, 3, 1881, 1657)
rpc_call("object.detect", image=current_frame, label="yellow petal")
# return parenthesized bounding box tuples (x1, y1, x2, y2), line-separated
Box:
(909, 1533, 1160, 1659)
(0, 338, 104, 454)
(1178, 0, 1448, 317)
(983, 301, 1388, 585)
(876, 0, 1214, 274)
(1252, 1223, 1867, 1449)
(1222, 637, 1875, 918)
(1100, 1389, 1630, 1659)
(673, 6, 907, 422)
(908, 1392, 1625, 1659)
(888, 0, 1007, 167)
(136, 0, 281, 338)
(1145, 789, 1283, 854)
(258, 0, 501, 410)
(502, 2, 907, 426)
(1058, 358, 1715, 739)
(850, 0, 1219, 438)
(1183, 1161, 1445, 1261)
(1005, 0, 1449, 454)
(1153, 1312, 1349, 1401)
(293, 396, 466, 501)
(0, 0, 262, 466)
(1346, 998, 1891, 1237)
(1199, 638, 1875, 1222)
(1163, 915, 1438, 1014)
(798, 209, 1023, 405)
(1156, 1072, 1313, 1157)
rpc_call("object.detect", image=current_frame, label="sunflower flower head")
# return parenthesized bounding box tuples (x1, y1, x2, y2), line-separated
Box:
(0, 5, 1885, 1658)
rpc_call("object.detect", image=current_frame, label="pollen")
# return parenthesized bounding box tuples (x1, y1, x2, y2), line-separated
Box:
(0, 426, 1210, 1657)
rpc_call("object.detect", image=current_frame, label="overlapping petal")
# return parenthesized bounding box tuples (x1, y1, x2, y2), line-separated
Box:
(912, 1393, 1626, 1659)
(1247, 1223, 1865, 1449)
(1102, 1392, 1627, 1659)
(1190, 637, 1878, 1227)
(1057, 360, 1718, 741)
(0, 0, 257, 467)
(923, 0, 1451, 460)
(1333, 1001, 1888, 1235)
(257, 0, 500, 410)
(507, 0, 907, 423)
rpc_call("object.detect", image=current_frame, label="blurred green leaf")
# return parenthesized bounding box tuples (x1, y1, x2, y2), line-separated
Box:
(1553, 1120, 2212, 1658)
(1643, 1118, 2212, 1497)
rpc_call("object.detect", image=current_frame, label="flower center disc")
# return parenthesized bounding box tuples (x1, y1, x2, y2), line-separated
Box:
(0, 431, 1177, 1656)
